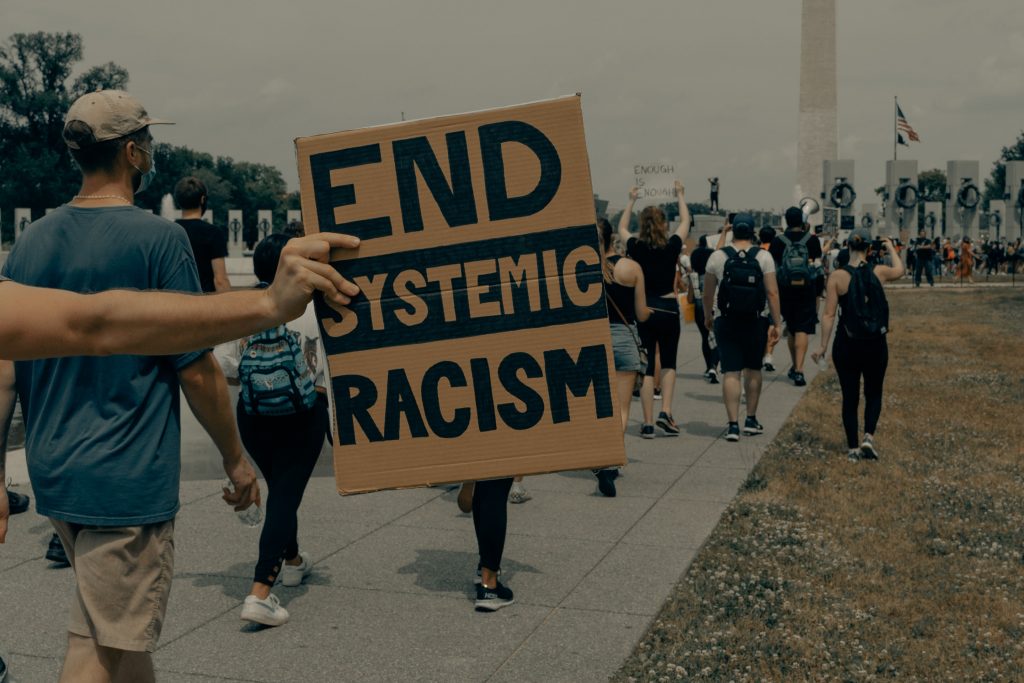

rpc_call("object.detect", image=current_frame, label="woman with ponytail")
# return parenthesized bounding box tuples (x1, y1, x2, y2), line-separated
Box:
(597, 218, 651, 496)
(617, 182, 691, 439)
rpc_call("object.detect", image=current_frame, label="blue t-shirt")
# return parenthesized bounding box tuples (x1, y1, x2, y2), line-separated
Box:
(2, 205, 206, 525)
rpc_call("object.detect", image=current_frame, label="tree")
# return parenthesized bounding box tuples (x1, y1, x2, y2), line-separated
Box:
(0, 32, 129, 239)
(984, 131, 1024, 206)
(916, 168, 946, 229)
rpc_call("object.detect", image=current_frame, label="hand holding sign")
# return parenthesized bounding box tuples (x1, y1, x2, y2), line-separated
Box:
(674, 181, 685, 198)
(266, 233, 362, 323)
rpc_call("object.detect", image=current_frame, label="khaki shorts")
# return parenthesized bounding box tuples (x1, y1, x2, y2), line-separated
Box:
(50, 518, 175, 653)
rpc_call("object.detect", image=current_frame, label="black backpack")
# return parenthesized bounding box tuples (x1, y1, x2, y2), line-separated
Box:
(841, 264, 889, 339)
(776, 232, 814, 289)
(717, 247, 766, 317)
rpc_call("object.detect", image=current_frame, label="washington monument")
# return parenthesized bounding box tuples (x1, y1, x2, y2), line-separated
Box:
(797, 0, 837, 209)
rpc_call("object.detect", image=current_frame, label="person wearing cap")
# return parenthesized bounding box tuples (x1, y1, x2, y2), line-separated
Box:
(0, 90, 356, 682)
(769, 206, 823, 387)
(812, 229, 904, 460)
(702, 213, 782, 442)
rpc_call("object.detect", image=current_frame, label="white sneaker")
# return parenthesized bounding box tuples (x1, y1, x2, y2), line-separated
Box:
(508, 482, 532, 504)
(280, 551, 313, 587)
(241, 593, 289, 626)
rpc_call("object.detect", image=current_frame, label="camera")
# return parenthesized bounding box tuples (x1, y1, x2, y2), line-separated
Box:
(871, 239, 886, 252)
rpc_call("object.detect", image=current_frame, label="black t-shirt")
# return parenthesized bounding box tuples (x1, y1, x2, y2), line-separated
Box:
(768, 229, 823, 264)
(626, 234, 683, 297)
(177, 219, 229, 293)
(914, 237, 934, 258)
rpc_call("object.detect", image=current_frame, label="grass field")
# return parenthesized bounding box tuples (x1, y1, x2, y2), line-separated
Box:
(615, 288, 1024, 682)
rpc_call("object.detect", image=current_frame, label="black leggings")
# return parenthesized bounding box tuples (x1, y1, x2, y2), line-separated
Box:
(832, 332, 888, 449)
(236, 395, 329, 586)
(472, 478, 514, 572)
(637, 299, 681, 376)
(693, 301, 719, 371)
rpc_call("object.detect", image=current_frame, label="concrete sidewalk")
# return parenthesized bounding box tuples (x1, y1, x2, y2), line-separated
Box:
(0, 323, 822, 682)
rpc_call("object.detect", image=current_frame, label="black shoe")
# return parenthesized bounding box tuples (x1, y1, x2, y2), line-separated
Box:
(640, 424, 655, 439)
(743, 416, 764, 435)
(596, 469, 617, 498)
(787, 367, 798, 381)
(707, 368, 719, 384)
(6, 490, 29, 515)
(763, 362, 776, 372)
(475, 581, 514, 611)
(656, 412, 680, 436)
(725, 422, 740, 442)
(0, 650, 7, 683)
(46, 533, 70, 567)
(632, 389, 640, 399)
(793, 372, 807, 387)
(653, 388, 662, 400)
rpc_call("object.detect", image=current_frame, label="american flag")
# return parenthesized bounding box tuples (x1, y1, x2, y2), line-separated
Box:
(896, 103, 920, 145)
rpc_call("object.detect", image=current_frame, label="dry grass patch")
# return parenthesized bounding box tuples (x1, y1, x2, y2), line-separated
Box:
(615, 289, 1024, 682)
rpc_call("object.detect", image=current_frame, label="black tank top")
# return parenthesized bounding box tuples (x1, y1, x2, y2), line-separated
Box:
(626, 235, 683, 297)
(605, 255, 636, 325)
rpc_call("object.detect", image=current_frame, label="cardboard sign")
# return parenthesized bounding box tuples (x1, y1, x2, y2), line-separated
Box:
(296, 96, 625, 494)
(632, 162, 676, 200)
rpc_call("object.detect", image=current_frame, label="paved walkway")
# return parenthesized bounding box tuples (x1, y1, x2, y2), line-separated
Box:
(1, 323, 822, 682)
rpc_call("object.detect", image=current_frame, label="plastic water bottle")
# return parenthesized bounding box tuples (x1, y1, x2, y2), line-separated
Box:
(224, 479, 263, 527)
(708, 330, 717, 350)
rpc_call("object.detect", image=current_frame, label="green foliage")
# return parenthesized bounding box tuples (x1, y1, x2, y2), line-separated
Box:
(916, 169, 946, 203)
(984, 130, 1024, 205)
(0, 31, 296, 242)
(0, 32, 129, 239)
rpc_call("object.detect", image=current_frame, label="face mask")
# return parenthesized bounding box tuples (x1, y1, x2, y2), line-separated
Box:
(132, 146, 157, 194)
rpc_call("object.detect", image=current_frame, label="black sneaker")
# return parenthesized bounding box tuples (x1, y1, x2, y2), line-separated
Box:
(656, 412, 680, 436)
(596, 469, 617, 498)
(46, 533, 70, 567)
(632, 389, 640, 399)
(653, 388, 662, 400)
(725, 423, 740, 442)
(793, 372, 807, 387)
(6, 490, 29, 515)
(763, 362, 776, 372)
(475, 581, 514, 612)
(707, 368, 719, 384)
(743, 416, 764, 435)
(787, 367, 798, 381)
(640, 424, 655, 439)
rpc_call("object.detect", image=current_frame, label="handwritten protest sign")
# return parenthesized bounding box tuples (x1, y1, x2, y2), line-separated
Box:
(296, 96, 625, 494)
(632, 162, 677, 200)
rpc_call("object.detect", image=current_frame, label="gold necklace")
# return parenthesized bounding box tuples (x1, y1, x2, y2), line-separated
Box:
(72, 194, 132, 204)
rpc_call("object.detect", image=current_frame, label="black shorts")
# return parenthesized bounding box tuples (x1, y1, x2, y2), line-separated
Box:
(714, 316, 769, 373)
(780, 295, 818, 335)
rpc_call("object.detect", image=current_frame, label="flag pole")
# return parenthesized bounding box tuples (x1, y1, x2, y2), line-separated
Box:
(894, 96, 898, 161)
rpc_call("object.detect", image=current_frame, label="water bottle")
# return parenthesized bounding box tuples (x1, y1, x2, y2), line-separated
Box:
(224, 479, 263, 527)
(708, 330, 717, 350)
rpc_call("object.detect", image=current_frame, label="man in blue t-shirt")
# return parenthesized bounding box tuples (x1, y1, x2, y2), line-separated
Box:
(0, 90, 261, 682)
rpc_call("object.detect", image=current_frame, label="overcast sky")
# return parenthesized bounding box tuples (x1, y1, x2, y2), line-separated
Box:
(6, 0, 1023, 213)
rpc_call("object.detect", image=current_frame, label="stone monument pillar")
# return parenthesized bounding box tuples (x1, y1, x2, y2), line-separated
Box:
(1005, 160, 1024, 242)
(257, 210, 273, 240)
(286, 209, 302, 227)
(945, 161, 981, 240)
(822, 160, 855, 229)
(885, 160, 919, 239)
(227, 210, 244, 257)
(14, 208, 31, 242)
(797, 0, 837, 226)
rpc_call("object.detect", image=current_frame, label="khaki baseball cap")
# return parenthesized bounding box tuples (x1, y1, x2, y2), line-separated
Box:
(63, 90, 173, 149)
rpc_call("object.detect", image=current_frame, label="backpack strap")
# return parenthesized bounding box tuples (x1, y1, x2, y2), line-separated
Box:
(723, 246, 738, 259)
(777, 234, 792, 247)
(797, 232, 812, 246)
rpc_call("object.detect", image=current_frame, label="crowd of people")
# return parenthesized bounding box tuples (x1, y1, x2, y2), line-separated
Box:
(0, 89, 931, 683)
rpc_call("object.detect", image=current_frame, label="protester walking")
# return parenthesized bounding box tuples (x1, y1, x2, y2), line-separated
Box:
(617, 181, 691, 438)
(813, 230, 905, 460)
(703, 214, 782, 442)
(215, 234, 330, 627)
(912, 228, 936, 287)
(174, 176, 231, 293)
(688, 235, 720, 383)
(958, 238, 975, 283)
(600, 218, 651, 496)
(769, 207, 823, 387)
